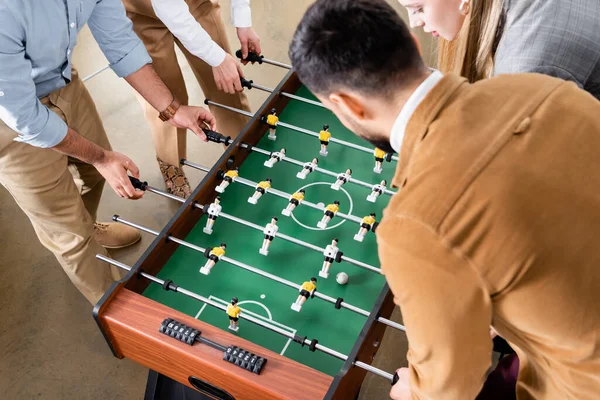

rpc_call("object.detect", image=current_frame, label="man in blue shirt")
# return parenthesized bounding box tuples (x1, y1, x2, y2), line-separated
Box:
(0, 0, 216, 304)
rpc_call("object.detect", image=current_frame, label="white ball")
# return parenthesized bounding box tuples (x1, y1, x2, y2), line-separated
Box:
(336, 272, 349, 285)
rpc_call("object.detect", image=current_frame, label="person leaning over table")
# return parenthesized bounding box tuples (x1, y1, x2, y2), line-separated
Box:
(121, 0, 259, 198)
(398, 0, 600, 395)
(0, 0, 216, 305)
(289, 0, 600, 399)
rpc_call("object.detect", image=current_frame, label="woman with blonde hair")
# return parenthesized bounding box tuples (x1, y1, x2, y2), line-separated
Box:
(400, 0, 600, 98)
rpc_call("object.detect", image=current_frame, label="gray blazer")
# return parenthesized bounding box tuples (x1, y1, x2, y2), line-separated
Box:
(494, 0, 600, 100)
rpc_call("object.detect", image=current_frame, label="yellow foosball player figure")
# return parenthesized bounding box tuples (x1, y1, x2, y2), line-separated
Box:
(266, 108, 279, 141)
(317, 200, 340, 229)
(354, 213, 377, 243)
(367, 180, 387, 203)
(291, 277, 317, 312)
(373, 147, 386, 174)
(248, 178, 272, 204)
(200, 243, 226, 275)
(216, 167, 239, 193)
(319, 124, 332, 156)
(226, 297, 241, 332)
(282, 189, 305, 216)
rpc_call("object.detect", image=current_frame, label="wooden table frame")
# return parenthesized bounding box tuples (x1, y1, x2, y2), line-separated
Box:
(93, 70, 395, 400)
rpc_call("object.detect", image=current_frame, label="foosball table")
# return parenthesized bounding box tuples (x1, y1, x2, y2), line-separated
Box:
(93, 52, 405, 400)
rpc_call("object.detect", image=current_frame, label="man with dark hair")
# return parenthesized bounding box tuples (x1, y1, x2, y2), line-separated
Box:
(290, 1, 600, 399)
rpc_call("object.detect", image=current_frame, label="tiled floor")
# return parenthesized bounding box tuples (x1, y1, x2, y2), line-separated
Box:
(0, 1, 433, 398)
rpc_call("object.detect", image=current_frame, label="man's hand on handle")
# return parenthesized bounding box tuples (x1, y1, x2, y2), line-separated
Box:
(236, 27, 261, 65)
(390, 368, 412, 400)
(92, 151, 143, 200)
(52, 127, 144, 200)
(170, 105, 217, 142)
(212, 54, 245, 94)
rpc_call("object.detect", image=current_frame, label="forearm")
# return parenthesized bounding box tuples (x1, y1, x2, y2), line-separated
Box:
(124, 64, 174, 112)
(150, 0, 226, 67)
(51, 127, 106, 165)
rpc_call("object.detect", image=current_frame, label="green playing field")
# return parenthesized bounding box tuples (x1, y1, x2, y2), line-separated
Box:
(143, 86, 396, 377)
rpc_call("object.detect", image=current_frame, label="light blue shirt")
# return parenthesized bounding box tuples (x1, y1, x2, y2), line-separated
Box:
(0, 0, 152, 148)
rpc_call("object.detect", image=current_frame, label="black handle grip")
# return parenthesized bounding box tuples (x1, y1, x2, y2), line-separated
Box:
(392, 372, 399, 386)
(203, 128, 231, 146)
(188, 376, 236, 400)
(235, 49, 264, 64)
(240, 77, 253, 90)
(128, 176, 148, 191)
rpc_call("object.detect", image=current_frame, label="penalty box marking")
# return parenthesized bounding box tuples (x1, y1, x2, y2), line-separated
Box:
(195, 295, 297, 356)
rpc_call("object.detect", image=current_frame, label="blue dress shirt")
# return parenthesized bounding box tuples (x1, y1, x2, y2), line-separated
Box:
(0, 0, 152, 148)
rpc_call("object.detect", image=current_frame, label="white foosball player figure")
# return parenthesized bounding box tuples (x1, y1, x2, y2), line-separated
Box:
(319, 125, 331, 156)
(354, 213, 377, 242)
(291, 277, 317, 312)
(297, 158, 318, 179)
(282, 189, 305, 216)
(367, 180, 387, 203)
(200, 243, 226, 275)
(248, 178, 272, 204)
(203, 196, 222, 234)
(266, 108, 279, 141)
(259, 217, 279, 256)
(317, 200, 340, 229)
(216, 167, 239, 193)
(264, 148, 286, 168)
(226, 297, 241, 332)
(331, 169, 352, 191)
(319, 238, 339, 278)
(373, 148, 387, 174)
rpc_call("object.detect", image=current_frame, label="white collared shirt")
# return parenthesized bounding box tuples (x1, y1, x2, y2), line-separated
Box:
(151, 0, 252, 67)
(390, 70, 444, 153)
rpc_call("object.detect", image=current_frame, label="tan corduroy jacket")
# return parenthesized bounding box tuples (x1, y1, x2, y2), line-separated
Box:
(377, 73, 600, 399)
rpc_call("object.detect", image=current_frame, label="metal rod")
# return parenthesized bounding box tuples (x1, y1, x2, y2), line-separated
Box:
(355, 361, 394, 381)
(181, 159, 210, 173)
(205, 100, 254, 118)
(180, 160, 365, 224)
(141, 182, 382, 275)
(248, 145, 396, 196)
(113, 216, 373, 318)
(260, 58, 292, 70)
(82, 65, 110, 82)
(205, 100, 394, 161)
(213, 208, 381, 274)
(234, 176, 364, 224)
(247, 81, 326, 109)
(377, 318, 406, 332)
(281, 92, 326, 109)
(97, 254, 394, 381)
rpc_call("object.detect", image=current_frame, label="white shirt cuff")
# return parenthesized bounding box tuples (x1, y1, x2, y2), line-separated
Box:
(204, 43, 227, 67)
(231, 6, 252, 28)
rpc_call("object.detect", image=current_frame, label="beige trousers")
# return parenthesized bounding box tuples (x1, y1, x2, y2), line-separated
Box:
(0, 70, 121, 305)
(124, 0, 251, 166)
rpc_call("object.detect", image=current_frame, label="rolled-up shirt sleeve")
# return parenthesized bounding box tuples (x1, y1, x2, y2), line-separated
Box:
(377, 216, 493, 400)
(151, 0, 226, 67)
(231, 0, 252, 28)
(87, 0, 151, 78)
(0, 6, 68, 148)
